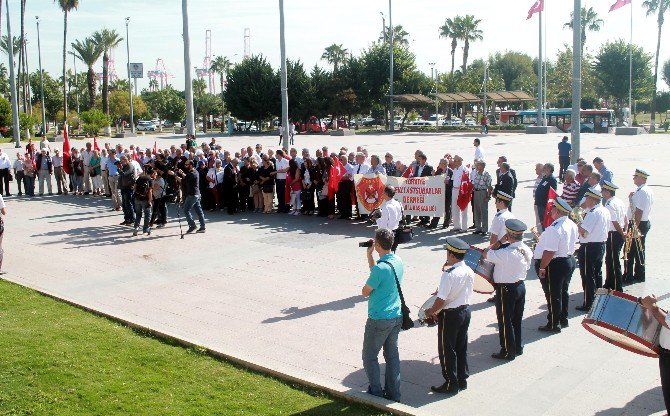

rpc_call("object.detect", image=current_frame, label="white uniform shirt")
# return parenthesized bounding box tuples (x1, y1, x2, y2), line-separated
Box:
(0, 153, 10, 169)
(660, 312, 670, 349)
(489, 208, 514, 239)
(533, 216, 578, 259)
(452, 166, 465, 187)
(487, 242, 532, 284)
(275, 158, 289, 180)
(604, 197, 626, 233)
(474, 146, 484, 162)
(437, 261, 474, 309)
(376, 198, 402, 231)
(631, 184, 653, 221)
(579, 204, 610, 243)
(578, 184, 602, 206)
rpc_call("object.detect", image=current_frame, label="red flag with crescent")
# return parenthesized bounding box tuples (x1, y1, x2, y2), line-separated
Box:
(457, 170, 473, 211)
(93, 137, 100, 151)
(543, 187, 558, 228)
(527, 0, 543, 19)
(62, 123, 72, 175)
(328, 157, 345, 200)
(609, 0, 631, 12)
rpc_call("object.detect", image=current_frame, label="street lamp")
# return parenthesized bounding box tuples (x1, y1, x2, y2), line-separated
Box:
(429, 62, 438, 130)
(5, 0, 20, 148)
(278, 0, 289, 149)
(68, 50, 80, 116)
(571, 0, 581, 161)
(388, 0, 394, 132)
(182, 0, 196, 137)
(36, 16, 47, 136)
(125, 17, 135, 135)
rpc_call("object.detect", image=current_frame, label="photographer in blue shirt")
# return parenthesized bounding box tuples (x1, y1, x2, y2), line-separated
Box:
(361, 228, 404, 402)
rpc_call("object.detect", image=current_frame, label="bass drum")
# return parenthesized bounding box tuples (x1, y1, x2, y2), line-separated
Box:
(463, 247, 495, 294)
(417, 295, 439, 327)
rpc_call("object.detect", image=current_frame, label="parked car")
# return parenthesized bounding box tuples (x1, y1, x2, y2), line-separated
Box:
(136, 121, 157, 132)
(300, 116, 328, 133)
(464, 117, 476, 126)
(442, 118, 462, 126)
(362, 118, 383, 127)
(410, 120, 433, 126)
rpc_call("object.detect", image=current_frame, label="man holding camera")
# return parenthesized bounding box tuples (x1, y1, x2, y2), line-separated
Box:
(376, 186, 403, 252)
(361, 228, 404, 402)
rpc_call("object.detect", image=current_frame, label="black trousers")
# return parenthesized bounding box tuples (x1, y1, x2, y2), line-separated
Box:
(537, 257, 571, 328)
(624, 220, 650, 282)
(391, 228, 400, 253)
(495, 282, 525, 357)
(558, 155, 570, 181)
(0, 168, 9, 195)
(437, 306, 470, 385)
(336, 180, 353, 218)
(604, 231, 624, 292)
(562, 256, 577, 322)
(150, 197, 167, 225)
(224, 184, 238, 214)
(275, 179, 287, 212)
(238, 185, 250, 211)
(578, 242, 606, 308)
(661, 348, 670, 414)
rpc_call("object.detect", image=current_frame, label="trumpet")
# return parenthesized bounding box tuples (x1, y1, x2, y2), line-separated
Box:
(569, 206, 586, 225)
(530, 226, 541, 250)
(622, 222, 645, 266)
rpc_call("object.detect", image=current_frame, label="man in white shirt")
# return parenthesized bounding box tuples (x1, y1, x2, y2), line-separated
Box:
(100, 149, 111, 197)
(489, 191, 515, 245)
(602, 181, 626, 291)
(450, 155, 468, 231)
(376, 186, 403, 252)
(576, 189, 610, 311)
(625, 168, 654, 283)
(640, 295, 670, 414)
(473, 138, 484, 165)
(534, 197, 578, 332)
(274, 149, 290, 213)
(81, 142, 93, 194)
(424, 238, 474, 395)
(0, 149, 11, 196)
(52, 150, 66, 195)
(483, 219, 532, 360)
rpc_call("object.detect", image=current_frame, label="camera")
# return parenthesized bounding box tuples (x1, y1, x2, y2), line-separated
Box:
(359, 240, 373, 248)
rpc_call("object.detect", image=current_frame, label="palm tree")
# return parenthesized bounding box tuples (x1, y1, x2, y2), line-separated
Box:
(321, 44, 348, 73)
(55, 0, 79, 122)
(92, 29, 123, 116)
(1, 36, 21, 57)
(71, 37, 103, 109)
(379, 25, 410, 47)
(149, 78, 158, 91)
(458, 15, 483, 74)
(564, 7, 604, 53)
(642, 0, 670, 132)
(439, 17, 462, 76)
(210, 55, 231, 132)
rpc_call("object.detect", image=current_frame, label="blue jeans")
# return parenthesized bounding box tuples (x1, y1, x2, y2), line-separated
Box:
(22, 175, 35, 196)
(121, 188, 134, 222)
(362, 316, 402, 401)
(134, 199, 151, 232)
(183, 195, 206, 229)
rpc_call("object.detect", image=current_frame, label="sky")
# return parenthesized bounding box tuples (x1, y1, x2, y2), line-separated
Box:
(6, 0, 668, 93)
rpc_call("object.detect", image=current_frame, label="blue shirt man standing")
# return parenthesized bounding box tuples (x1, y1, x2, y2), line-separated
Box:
(557, 136, 572, 182)
(361, 228, 404, 402)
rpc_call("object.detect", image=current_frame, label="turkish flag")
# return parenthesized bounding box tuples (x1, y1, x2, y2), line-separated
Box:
(93, 137, 100, 151)
(402, 166, 413, 178)
(153, 141, 158, 155)
(527, 0, 543, 19)
(328, 157, 344, 200)
(62, 124, 72, 175)
(457, 170, 473, 211)
(610, 0, 631, 12)
(543, 187, 558, 228)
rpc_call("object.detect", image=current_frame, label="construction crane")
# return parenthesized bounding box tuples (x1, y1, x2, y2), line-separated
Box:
(244, 28, 250, 59)
(194, 29, 216, 94)
(147, 58, 173, 90)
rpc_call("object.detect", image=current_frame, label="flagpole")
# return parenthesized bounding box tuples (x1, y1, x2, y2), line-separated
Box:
(571, 0, 581, 162)
(628, 0, 633, 118)
(537, 6, 544, 126)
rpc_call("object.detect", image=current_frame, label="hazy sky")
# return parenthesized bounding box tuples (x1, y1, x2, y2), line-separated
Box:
(6, 0, 667, 92)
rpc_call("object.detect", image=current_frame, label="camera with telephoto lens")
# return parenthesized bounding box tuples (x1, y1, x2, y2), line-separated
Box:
(359, 240, 373, 248)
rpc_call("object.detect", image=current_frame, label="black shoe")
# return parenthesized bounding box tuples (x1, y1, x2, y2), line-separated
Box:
(517, 348, 524, 356)
(442, 223, 449, 229)
(575, 305, 590, 312)
(426, 224, 437, 229)
(84, 192, 89, 195)
(561, 320, 569, 327)
(18, 192, 23, 196)
(431, 381, 459, 394)
(196, 228, 206, 233)
(120, 221, 130, 225)
(487, 295, 496, 303)
(458, 380, 468, 390)
(186, 226, 196, 233)
(492, 351, 515, 360)
(538, 325, 561, 333)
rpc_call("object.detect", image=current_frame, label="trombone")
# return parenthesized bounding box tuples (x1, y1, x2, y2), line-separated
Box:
(530, 226, 541, 251)
(622, 221, 645, 267)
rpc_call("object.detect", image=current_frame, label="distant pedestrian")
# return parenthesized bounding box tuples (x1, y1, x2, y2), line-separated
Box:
(558, 136, 572, 182)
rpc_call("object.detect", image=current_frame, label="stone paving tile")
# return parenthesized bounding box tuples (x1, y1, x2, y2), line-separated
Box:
(1, 132, 667, 415)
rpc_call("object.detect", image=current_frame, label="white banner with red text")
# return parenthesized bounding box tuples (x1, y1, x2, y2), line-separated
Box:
(353, 174, 446, 217)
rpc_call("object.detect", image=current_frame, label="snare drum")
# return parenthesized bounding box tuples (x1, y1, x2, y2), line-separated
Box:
(417, 295, 439, 327)
(582, 289, 661, 358)
(463, 246, 495, 294)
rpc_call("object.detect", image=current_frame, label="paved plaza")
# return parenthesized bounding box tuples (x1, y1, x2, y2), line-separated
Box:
(2, 131, 668, 415)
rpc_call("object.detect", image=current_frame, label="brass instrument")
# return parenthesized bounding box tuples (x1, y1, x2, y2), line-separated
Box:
(569, 206, 586, 225)
(530, 226, 541, 251)
(622, 222, 645, 266)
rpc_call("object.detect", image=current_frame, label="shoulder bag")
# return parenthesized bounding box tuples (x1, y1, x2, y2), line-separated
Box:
(379, 260, 414, 330)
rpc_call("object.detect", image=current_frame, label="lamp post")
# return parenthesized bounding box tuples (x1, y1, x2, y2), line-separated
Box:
(571, 0, 581, 162)
(279, 0, 289, 149)
(69, 50, 80, 116)
(5, 0, 20, 148)
(388, 0, 394, 132)
(36, 16, 47, 136)
(429, 62, 438, 130)
(182, 0, 196, 137)
(125, 17, 135, 134)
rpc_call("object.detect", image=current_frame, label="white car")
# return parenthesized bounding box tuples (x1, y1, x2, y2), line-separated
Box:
(136, 121, 157, 132)
(464, 117, 476, 126)
(442, 118, 462, 126)
(410, 120, 433, 126)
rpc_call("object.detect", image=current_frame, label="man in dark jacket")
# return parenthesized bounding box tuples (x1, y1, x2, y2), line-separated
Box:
(176, 159, 206, 233)
(35, 148, 54, 196)
(413, 154, 434, 225)
(534, 163, 558, 230)
(118, 156, 136, 225)
(494, 162, 515, 210)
